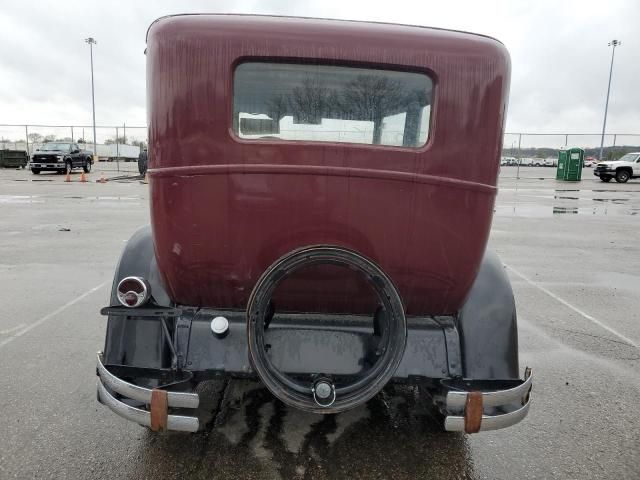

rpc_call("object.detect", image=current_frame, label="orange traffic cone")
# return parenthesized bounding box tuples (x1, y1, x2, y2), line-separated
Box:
(64, 171, 71, 182)
(80, 171, 87, 183)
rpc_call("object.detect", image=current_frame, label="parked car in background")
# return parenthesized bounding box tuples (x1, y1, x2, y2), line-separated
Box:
(30, 142, 93, 174)
(501, 156, 517, 166)
(543, 157, 557, 167)
(594, 152, 640, 183)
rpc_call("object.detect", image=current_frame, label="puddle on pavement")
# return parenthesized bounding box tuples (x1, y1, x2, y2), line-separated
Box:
(592, 198, 630, 204)
(11, 178, 54, 182)
(496, 204, 638, 217)
(129, 381, 474, 479)
(0, 194, 142, 205)
(496, 188, 639, 217)
(62, 195, 142, 201)
(552, 207, 578, 214)
(554, 193, 630, 204)
(592, 189, 639, 193)
(0, 195, 44, 204)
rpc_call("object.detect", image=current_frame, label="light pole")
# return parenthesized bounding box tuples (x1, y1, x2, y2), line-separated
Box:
(599, 39, 621, 161)
(85, 37, 97, 160)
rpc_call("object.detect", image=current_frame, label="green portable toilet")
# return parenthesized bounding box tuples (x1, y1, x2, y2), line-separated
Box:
(556, 147, 583, 181)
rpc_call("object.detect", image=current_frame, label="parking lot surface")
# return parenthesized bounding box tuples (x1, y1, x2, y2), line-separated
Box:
(1, 166, 639, 479)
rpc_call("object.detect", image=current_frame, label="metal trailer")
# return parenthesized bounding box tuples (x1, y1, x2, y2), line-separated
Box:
(0, 149, 28, 168)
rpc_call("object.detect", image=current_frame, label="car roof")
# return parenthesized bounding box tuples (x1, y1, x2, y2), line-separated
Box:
(146, 13, 504, 45)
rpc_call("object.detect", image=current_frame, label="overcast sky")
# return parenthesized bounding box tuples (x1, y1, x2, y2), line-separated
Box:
(1, 0, 638, 145)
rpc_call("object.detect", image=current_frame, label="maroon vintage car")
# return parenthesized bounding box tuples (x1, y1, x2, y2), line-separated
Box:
(97, 14, 532, 434)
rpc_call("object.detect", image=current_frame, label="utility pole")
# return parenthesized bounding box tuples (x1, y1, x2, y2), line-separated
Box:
(599, 40, 621, 161)
(85, 37, 98, 160)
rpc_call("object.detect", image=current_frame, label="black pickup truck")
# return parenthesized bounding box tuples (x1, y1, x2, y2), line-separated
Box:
(30, 142, 93, 175)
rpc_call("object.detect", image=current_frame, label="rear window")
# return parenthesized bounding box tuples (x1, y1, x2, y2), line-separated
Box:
(233, 62, 432, 148)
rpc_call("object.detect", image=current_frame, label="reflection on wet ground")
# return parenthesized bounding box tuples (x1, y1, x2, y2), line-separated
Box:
(0, 195, 45, 204)
(0, 194, 142, 203)
(496, 184, 640, 217)
(127, 381, 473, 480)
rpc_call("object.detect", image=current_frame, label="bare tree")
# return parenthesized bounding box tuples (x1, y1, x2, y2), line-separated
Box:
(289, 78, 333, 125)
(27, 133, 43, 143)
(104, 136, 127, 145)
(339, 75, 404, 144)
(265, 94, 289, 123)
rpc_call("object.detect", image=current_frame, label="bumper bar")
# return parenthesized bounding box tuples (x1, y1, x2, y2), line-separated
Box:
(444, 367, 532, 433)
(96, 353, 200, 432)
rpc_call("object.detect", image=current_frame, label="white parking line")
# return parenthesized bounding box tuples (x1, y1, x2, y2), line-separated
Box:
(506, 265, 639, 349)
(0, 323, 26, 335)
(0, 281, 108, 349)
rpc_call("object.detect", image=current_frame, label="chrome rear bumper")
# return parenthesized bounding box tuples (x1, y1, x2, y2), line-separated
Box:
(96, 353, 200, 432)
(444, 367, 532, 433)
(96, 350, 531, 434)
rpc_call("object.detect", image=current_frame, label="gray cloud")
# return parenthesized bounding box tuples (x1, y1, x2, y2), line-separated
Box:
(1, 0, 638, 145)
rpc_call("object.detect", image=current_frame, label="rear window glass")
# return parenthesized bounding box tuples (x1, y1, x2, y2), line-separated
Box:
(233, 62, 432, 148)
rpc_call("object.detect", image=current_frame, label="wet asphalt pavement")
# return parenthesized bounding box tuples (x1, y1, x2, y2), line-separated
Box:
(1, 165, 639, 479)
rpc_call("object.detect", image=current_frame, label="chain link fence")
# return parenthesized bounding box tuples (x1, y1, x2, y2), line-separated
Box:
(503, 133, 640, 160)
(0, 124, 147, 172)
(2, 124, 640, 172)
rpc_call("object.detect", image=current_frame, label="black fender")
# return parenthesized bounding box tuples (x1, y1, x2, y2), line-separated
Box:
(456, 250, 519, 380)
(103, 226, 173, 368)
(108, 225, 171, 307)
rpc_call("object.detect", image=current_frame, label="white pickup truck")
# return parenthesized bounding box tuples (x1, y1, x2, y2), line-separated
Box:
(594, 152, 640, 183)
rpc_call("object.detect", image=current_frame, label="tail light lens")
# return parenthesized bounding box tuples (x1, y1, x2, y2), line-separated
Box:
(117, 276, 151, 308)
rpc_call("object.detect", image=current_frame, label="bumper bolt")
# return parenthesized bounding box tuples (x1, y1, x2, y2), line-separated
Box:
(313, 378, 336, 407)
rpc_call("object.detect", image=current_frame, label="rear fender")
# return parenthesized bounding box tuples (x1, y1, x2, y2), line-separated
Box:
(103, 226, 172, 368)
(456, 250, 519, 380)
(108, 225, 171, 307)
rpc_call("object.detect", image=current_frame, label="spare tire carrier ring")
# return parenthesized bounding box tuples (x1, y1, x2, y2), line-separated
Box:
(246, 245, 407, 414)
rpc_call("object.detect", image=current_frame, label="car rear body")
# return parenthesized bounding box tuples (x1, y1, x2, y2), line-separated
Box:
(147, 14, 510, 316)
